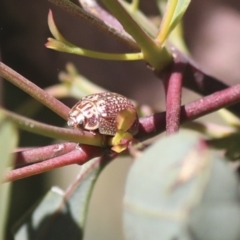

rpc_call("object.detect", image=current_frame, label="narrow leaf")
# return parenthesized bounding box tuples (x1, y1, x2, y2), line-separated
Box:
(0, 114, 18, 240)
(157, 0, 191, 44)
(169, 0, 191, 34)
(48, 10, 69, 42)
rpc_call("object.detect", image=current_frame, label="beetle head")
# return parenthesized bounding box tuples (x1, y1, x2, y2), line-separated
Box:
(67, 111, 85, 128)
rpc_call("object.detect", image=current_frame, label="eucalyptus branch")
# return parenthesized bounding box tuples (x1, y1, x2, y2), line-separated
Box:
(5, 82, 240, 182)
(2, 76, 240, 149)
(4, 145, 104, 182)
(138, 83, 240, 141)
(14, 142, 77, 166)
(2, 59, 240, 148)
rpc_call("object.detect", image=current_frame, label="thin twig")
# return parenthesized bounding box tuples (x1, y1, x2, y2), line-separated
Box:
(5, 82, 240, 182)
(137, 83, 240, 141)
(14, 142, 77, 166)
(156, 48, 240, 117)
(3, 81, 240, 151)
(4, 145, 104, 182)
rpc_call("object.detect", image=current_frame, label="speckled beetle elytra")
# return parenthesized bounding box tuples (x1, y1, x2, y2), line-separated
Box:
(67, 92, 139, 136)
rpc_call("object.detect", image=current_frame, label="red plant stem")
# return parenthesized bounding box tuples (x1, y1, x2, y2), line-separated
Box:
(137, 83, 240, 140)
(6, 82, 240, 182)
(4, 81, 240, 178)
(164, 61, 185, 135)
(156, 48, 240, 117)
(4, 145, 104, 182)
(14, 142, 77, 166)
(0, 62, 69, 120)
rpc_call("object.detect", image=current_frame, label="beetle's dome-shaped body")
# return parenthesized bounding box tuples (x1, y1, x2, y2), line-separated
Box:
(67, 92, 139, 136)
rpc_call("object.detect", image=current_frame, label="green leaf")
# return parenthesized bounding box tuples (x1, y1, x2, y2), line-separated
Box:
(189, 155, 240, 240)
(13, 158, 104, 240)
(157, 0, 191, 44)
(0, 114, 18, 240)
(119, 0, 158, 37)
(48, 10, 68, 43)
(101, 0, 172, 70)
(123, 131, 240, 240)
(46, 10, 144, 61)
(169, 0, 191, 34)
